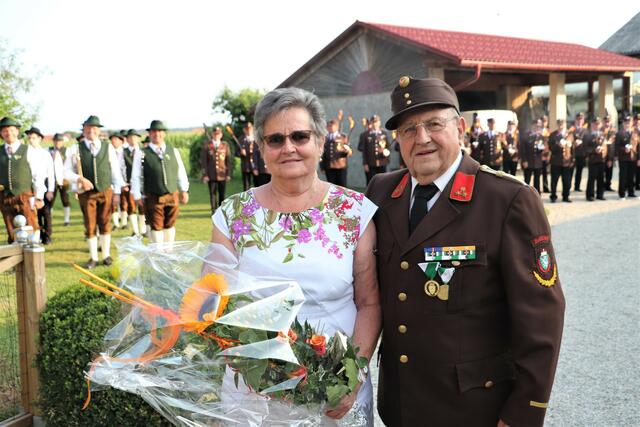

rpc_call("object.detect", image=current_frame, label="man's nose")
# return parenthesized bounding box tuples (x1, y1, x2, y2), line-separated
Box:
(415, 124, 431, 144)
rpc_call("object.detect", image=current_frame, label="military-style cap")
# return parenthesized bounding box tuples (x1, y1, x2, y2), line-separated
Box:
(146, 120, 168, 131)
(575, 112, 584, 118)
(243, 122, 253, 129)
(126, 129, 141, 137)
(507, 120, 515, 125)
(0, 117, 22, 129)
(25, 126, 44, 138)
(213, 126, 222, 132)
(592, 116, 601, 122)
(386, 76, 459, 130)
(82, 115, 103, 127)
(53, 133, 65, 141)
(370, 114, 381, 122)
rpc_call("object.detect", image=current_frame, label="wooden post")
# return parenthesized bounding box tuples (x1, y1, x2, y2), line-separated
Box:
(15, 246, 47, 416)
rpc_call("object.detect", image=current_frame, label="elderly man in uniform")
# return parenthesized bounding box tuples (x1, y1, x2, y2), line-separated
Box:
(25, 126, 55, 244)
(571, 112, 588, 192)
(520, 119, 545, 193)
(200, 126, 231, 212)
(479, 118, 502, 170)
(64, 116, 125, 268)
(50, 133, 72, 226)
(366, 77, 565, 427)
(0, 117, 47, 243)
(321, 119, 352, 186)
(584, 117, 607, 201)
(548, 119, 574, 203)
(131, 120, 189, 245)
(237, 122, 256, 191)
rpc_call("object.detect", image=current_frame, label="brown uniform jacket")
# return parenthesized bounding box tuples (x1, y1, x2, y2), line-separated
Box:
(321, 132, 350, 170)
(361, 130, 391, 167)
(520, 131, 545, 169)
(237, 136, 255, 173)
(584, 131, 607, 165)
(548, 130, 575, 168)
(200, 140, 231, 181)
(366, 155, 565, 427)
(479, 131, 502, 167)
(503, 131, 519, 163)
(615, 129, 637, 162)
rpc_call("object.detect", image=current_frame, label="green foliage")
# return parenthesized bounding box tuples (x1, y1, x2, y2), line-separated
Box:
(0, 39, 39, 126)
(212, 86, 265, 136)
(36, 284, 171, 427)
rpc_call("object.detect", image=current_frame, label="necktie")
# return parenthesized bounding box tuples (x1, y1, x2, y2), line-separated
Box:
(410, 183, 439, 233)
(7, 145, 13, 157)
(90, 142, 97, 156)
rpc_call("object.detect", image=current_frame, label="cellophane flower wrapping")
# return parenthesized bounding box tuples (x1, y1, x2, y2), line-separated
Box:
(84, 238, 369, 426)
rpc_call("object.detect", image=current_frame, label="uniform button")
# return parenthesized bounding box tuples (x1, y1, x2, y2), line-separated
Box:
(398, 292, 407, 301)
(400, 261, 409, 270)
(451, 260, 461, 267)
(399, 355, 408, 363)
(484, 380, 494, 389)
(398, 325, 407, 333)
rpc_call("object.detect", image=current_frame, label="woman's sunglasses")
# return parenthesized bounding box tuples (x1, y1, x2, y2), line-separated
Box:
(263, 130, 314, 148)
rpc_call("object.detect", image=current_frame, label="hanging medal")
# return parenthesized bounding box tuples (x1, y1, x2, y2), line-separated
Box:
(418, 262, 456, 300)
(436, 266, 455, 301)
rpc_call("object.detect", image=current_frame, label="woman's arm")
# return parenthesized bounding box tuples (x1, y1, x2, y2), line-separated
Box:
(211, 224, 236, 254)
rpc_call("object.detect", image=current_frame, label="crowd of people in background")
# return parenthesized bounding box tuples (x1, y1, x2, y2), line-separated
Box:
(1, 109, 638, 264)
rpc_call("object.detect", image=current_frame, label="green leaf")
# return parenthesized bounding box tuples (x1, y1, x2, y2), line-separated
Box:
(272, 230, 285, 243)
(265, 210, 277, 225)
(242, 358, 268, 391)
(282, 252, 294, 263)
(283, 235, 297, 241)
(344, 358, 360, 390)
(243, 239, 258, 248)
(326, 384, 350, 408)
(297, 254, 306, 258)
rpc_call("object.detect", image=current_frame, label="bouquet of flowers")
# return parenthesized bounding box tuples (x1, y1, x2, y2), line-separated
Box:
(77, 238, 369, 426)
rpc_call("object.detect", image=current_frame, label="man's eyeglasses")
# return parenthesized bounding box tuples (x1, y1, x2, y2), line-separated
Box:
(397, 116, 458, 140)
(263, 130, 314, 148)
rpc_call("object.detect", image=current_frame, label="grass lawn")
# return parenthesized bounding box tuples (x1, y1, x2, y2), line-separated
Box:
(42, 179, 246, 298)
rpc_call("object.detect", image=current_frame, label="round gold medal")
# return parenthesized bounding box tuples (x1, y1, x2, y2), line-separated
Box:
(424, 280, 440, 297)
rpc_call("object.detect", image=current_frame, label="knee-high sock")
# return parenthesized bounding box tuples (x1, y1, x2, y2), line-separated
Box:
(88, 236, 99, 261)
(163, 227, 176, 244)
(120, 211, 128, 226)
(112, 212, 121, 228)
(64, 206, 71, 223)
(100, 233, 111, 258)
(150, 230, 164, 244)
(139, 215, 147, 235)
(129, 214, 140, 236)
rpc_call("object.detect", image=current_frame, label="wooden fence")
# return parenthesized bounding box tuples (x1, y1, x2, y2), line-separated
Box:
(0, 243, 46, 427)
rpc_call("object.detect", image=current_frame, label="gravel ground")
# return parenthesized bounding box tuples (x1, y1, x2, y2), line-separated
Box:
(369, 174, 640, 427)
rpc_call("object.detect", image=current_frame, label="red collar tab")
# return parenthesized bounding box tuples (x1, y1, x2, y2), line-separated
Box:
(391, 173, 410, 198)
(449, 172, 475, 202)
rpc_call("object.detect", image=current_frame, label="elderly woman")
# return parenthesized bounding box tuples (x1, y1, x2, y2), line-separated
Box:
(211, 87, 381, 423)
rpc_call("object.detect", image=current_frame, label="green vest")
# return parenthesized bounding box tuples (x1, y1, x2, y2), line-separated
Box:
(79, 141, 112, 192)
(0, 144, 33, 195)
(123, 147, 135, 182)
(143, 144, 179, 195)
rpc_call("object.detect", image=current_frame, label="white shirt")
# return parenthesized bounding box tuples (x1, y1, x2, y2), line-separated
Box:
(130, 142, 190, 200)
(114, 145, 127, 184)
(34, 146, 56, 192)
(409, 151, 463, 215)
(51, 148, 66, 186)
(4, 140, 47, 199)
(63, 139, 126, 194)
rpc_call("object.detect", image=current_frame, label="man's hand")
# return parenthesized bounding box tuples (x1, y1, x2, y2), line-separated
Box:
(240, 148, 247, 157)
(121, 185, 129, 192)
(253, 170, 259, 176)
(179, 192, 189, 204)
(226, 176, 231, 182)
(522, 161, 528, 169)
(34, 199, 44, 210)
(136, 199, 144, 208)
(202, 176, 210, 183)
(112, 194, 120, 209)
(77, 177, 94, 191)
(364, 164, 370, 173)
(45, 191, 54, 202)
(498, 419, 510, 427)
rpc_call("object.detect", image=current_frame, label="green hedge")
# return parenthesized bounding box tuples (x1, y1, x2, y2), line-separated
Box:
(36, 284, 171, 426)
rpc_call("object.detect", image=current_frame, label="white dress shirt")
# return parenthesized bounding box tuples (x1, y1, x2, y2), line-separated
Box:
(63, 139, 126, 194)
(409, 151, 463, 216)
(130, 142, 190, 200)
(33, 146, 55, 192)
(52, 148, 65, 186)
(4, 140, 47, 199)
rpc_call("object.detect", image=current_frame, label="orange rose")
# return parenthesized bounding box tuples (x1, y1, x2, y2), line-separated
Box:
(277, 329, 298, 342)
(307, 334, 326, 356)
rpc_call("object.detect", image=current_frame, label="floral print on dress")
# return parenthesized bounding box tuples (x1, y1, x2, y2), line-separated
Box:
(220, 185, 366, 263)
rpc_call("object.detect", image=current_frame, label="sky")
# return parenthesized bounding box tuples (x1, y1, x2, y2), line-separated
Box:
(1, 0, 638, 133)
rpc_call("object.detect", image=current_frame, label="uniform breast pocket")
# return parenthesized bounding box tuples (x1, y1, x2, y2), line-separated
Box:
(440, 243, 487, 313)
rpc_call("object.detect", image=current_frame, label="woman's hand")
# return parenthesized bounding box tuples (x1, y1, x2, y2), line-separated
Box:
(325, 383, 361, 420)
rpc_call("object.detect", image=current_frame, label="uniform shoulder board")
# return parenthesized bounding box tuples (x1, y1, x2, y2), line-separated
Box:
(479, 165, 527, 186)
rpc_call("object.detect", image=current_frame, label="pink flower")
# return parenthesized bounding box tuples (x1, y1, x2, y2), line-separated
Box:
(242, 200, 260, 216)
(313, 225, 326, 241)
(231, 220, 251, 239)
(309, 208, 324, 224)
(279, 216, 293, 232)
(297, 229, 312, 243)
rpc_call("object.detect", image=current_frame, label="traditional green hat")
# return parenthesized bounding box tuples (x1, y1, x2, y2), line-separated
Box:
(25, 126, 45, 138)
(53, 133, 65, 141)
(0, 117, 22, 129)
(127, 129, 141, 137)
(146, 120, 168, 131)
(109, 132, 124, 140)
(82, 115, 104, 127)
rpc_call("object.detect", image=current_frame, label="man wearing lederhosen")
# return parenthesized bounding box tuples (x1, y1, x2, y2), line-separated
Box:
(64, 115, 126, 268)
(125, 129, 147, 236)
(109, 132, 127, 230)
(131, 120, 189, 245)
(0, 117, 47, 243)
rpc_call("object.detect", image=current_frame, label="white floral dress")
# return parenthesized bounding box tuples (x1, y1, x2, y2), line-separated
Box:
(212, 184, 378, 424)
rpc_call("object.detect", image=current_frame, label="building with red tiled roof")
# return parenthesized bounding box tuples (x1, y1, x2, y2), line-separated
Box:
(280, 20, 640, 187)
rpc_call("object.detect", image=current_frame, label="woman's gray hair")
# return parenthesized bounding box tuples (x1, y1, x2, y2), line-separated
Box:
(253, 87, 327, 148)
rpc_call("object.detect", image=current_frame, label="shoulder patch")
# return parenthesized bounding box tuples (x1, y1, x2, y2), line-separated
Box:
(531, 235, 557, 287)
(479, 164, 527, 186)
(449, 172, 475, 202)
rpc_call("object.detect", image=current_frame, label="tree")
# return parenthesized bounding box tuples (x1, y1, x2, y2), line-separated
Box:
(211, 86, 265, 137)
(0, 39, 38, 125)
